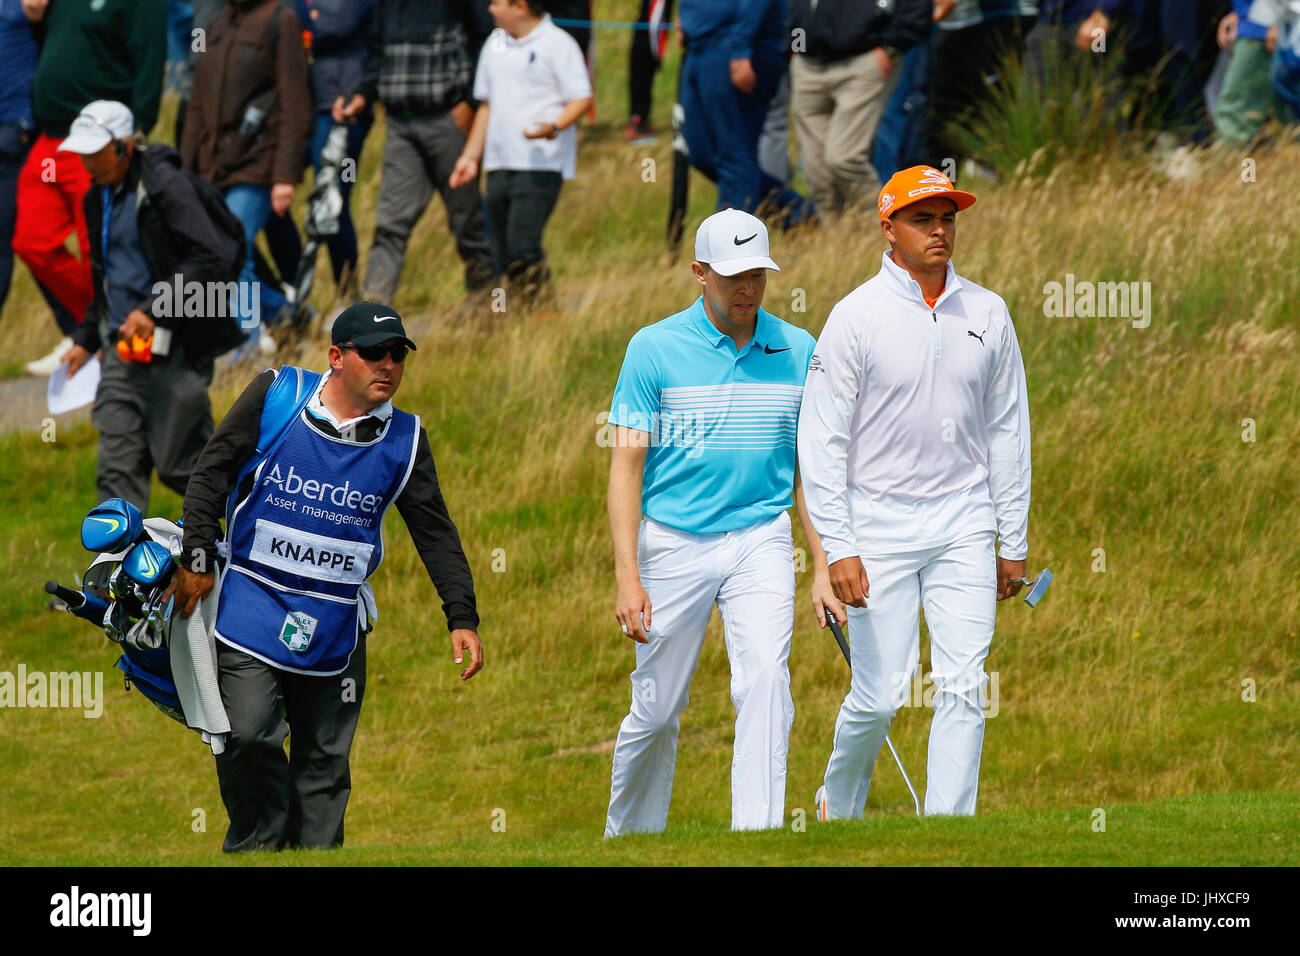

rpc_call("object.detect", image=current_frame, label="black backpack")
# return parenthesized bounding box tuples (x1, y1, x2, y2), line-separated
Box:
(173, 171, 251, 363)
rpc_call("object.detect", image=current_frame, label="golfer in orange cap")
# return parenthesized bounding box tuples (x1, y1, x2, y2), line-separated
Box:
(796, 165, 1033, 819)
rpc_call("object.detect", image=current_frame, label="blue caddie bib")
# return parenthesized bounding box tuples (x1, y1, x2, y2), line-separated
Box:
(213, 397, 420, 675)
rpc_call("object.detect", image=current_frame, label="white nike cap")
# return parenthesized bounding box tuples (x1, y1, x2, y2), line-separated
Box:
(59, 100, 135, 155)
(694, 209, 780, 276)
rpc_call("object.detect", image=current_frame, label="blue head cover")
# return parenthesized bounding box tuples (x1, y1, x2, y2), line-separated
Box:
(81, 498, 144, 553)
(121, 540, 175, 588)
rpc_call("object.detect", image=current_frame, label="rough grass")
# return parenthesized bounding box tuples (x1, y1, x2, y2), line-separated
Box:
(0, 2, 1296, 866)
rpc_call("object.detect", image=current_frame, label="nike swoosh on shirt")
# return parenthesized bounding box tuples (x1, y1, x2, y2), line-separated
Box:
(764, 345, 790, 354)
(734, 233, 757, 245)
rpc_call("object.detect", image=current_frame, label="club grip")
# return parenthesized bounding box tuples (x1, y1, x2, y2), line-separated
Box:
(45, 580, 83, 606)
(825, 609, 851, 664)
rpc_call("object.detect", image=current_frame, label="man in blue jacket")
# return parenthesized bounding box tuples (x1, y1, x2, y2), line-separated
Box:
(679, 0, 812, 224)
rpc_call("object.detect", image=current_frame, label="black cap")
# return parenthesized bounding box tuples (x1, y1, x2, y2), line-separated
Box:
(330, 301, 418, 350)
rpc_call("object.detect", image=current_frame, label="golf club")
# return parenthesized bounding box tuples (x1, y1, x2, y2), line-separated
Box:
(80, 497, 146, 554)
(44, 580, 110, 625)
(824, 608, 922, 817)
(121, 540, 175, 591)
(1008, 568, 1054, 607)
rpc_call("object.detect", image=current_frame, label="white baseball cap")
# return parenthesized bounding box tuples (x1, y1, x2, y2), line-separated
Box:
(694, 209, 780, 276)
(59, 100, 135, 155)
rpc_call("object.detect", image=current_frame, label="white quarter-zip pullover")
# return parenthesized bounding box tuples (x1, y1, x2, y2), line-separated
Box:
(798, 251, 1031, 563)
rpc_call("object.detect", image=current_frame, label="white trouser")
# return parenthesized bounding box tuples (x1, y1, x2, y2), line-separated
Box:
(823, 530, 996, 818)
(605, 511, 796, 836)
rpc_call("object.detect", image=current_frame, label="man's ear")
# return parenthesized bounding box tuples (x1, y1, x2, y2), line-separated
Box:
(327, 345, 344, 370)
(880, 216, 894, 245)
(690, 261, 707, 285)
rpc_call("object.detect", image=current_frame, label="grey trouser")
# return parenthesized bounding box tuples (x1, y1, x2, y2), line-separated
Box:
(215, 635, 367, 852)
(790, 49, 898, 216)
(91, 345, 214, 515)
(363, 111, 496, 300)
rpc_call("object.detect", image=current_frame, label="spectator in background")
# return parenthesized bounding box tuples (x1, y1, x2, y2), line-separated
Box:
(264, 0, 375, 304)
(548, 0, 592, 58)
(1077, 2, 1230, 143)
(1024, 0, 1098, 88)
(58, 101, 238, 515)
(872, 8, 936, 183)
(181, 0, 312, 350)
(337, 0, 497, 303)
(788, 0, 930, 217)
(930, 2, 1038, 170)
(14, 0, 166, 376)
(1239, 0, 1300, 126)
(679, 0, 813, 225)
(626, 0, 674, 143)
(174, 0, 229, 149)
(1213, 2, 1279, 144)
(449, 0, 592, 307)
(0, 0, 78, 356)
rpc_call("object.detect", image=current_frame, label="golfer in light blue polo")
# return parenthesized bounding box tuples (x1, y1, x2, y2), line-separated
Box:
(604, 209, 839, 835)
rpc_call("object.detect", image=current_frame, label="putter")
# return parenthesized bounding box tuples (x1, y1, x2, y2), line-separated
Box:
(1008, 568, 1053, 607)
(825, 608, 922, 817)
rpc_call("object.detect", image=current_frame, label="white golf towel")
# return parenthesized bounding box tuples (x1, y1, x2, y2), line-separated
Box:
(166, 563, 231, 756)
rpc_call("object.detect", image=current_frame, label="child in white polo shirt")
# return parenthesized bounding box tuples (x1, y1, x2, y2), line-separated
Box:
(450, 0, 593, 306)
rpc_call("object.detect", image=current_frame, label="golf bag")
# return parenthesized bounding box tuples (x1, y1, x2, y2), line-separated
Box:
(46, 369, 320, 744)
(47, 501, 191, 724)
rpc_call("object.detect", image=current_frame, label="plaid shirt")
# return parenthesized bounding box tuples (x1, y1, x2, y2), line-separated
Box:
(376, 25, 473, 113)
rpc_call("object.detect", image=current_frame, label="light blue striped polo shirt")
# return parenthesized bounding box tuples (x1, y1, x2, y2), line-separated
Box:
(609, 296, 817, 534)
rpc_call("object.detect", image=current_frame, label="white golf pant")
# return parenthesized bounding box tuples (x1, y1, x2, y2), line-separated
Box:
(823, 530, 997, 818)
(605, 511, 795, 837)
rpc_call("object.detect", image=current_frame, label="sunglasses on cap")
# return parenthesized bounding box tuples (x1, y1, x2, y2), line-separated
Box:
(339, 342, 409, 363)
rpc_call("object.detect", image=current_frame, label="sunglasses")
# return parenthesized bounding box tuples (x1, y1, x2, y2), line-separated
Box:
(340, 342, 409, 363)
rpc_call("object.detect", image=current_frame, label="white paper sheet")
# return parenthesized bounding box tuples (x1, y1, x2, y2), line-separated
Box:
(47, 356, 100, 415)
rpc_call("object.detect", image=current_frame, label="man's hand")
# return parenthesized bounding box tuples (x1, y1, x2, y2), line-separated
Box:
(873, 46, 894, 79)
(270, 182, 295, 216)
(996, 556, 1027, 602)
(1218, 11, 1239, 49)
(1076, 10, 1109, 52)
(933, 0, 956, 23)
(61, 343, 92, 378)
(333, 93, 367, 124)
(118, 308, 155, 344)
(810, 569, 846, 628)
(20, 0, 48, 22)
(615, 579, 652, 643)
(162, 566, 216, 620)
(828, 556, 869, 608)
(730, 58, 757, 94)
(450, 628, 483, 680)
(449, 154, 478, 189)
(1267, 24, 1279, 53)
(450, 101, 474, 135)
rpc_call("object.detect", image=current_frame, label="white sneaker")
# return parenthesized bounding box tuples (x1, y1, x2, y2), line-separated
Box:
(25, 336, 74, 376)
(815, 785, 829, 822)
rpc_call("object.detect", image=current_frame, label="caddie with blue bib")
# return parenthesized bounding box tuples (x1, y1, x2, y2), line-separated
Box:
(166, 303, 484, 852)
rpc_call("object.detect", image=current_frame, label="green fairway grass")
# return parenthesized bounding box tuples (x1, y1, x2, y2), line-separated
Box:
(1, 2, 1297, 867)
(2, 794, 1292, 866)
